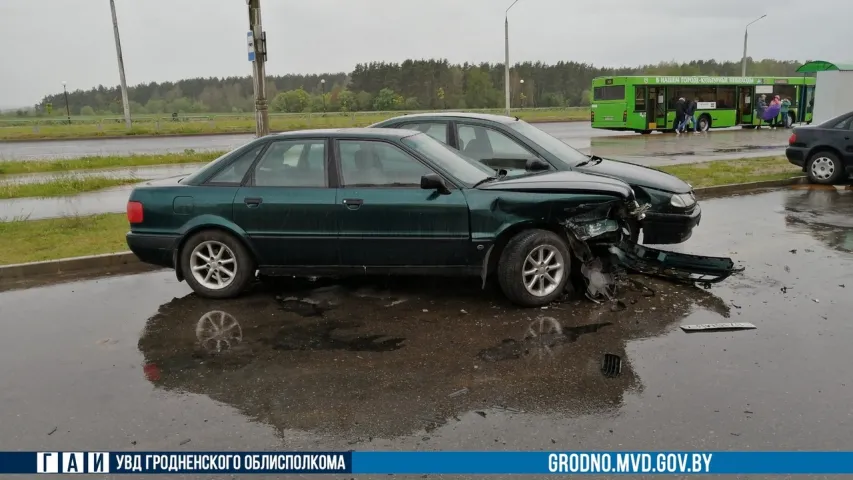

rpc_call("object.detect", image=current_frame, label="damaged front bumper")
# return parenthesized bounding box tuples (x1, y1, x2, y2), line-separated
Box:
(608, 241, 739, 284)
(560, 198, 740, 298)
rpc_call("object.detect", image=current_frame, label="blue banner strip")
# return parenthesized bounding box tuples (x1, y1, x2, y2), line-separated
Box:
(4, 451, 853, 474)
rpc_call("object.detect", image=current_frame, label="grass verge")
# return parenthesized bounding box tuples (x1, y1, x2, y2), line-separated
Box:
(0, 150, 222, 175)
(0, 213, 128, 265)
(0, 155, 802, 265)
(657, 156, 801, 188)
(0, 176, 141, 199)
(0, 108, 589, 141)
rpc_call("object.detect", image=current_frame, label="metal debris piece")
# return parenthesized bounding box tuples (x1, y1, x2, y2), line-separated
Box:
(609, 241, 740, 285)
(47, 427, 57, 436)
(475, 411, 487, 418)
(812, 298, 820, 303)
(680, 322, 756, 332)
(784, 265, 791, 273)
(790, 249, 797, 254)
(385, 299, 407, 307)
(610, 300, 627, 312)
(601, 353, 622, 378)
(448, 388, 469, 398)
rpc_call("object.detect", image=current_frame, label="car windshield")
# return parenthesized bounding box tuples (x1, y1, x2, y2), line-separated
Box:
(508, 120, 590, 167)
(401, 132, 495, 185)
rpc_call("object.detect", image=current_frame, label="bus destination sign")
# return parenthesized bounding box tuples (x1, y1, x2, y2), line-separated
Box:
(647, 76, 764, 85)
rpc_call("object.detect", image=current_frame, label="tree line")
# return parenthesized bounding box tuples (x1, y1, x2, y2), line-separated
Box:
(23, 58, 807, 117)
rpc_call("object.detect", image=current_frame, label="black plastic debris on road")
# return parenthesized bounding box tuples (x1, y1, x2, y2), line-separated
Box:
(680, 322, 757, 333)
(601, 354, 622, 378)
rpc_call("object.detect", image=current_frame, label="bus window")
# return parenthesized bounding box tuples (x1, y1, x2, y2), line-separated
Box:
(715, 86, 736, 109)
(593, 85, 625, 101)
(774, 85, 796, 100)
(634, 86, 646, 111)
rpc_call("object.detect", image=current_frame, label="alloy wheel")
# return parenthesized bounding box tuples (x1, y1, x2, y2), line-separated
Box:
(521, 245, 565, 297)
(190, 240, 238, 290)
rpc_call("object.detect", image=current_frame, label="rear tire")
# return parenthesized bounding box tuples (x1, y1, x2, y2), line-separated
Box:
(698, 114, 712, 132)
(806, 151, 844, 185)
(180, 230, 255, 299)
(497, 229, 571, 307)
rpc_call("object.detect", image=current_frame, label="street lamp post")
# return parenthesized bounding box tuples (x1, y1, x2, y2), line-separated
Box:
(504, 0, 520, 116)
(519, 79, 525, 108)
(741, 14, 766, 77)
(61, 81, 71, 124)
(320, 79, 326, 114)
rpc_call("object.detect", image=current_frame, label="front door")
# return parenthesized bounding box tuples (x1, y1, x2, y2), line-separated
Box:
(454, 122, 552, 176)
(737, 87, 753, 125)
(232, 138, 338, 266)
(653, 87, 667, 129)
(334, 139, 470, 268)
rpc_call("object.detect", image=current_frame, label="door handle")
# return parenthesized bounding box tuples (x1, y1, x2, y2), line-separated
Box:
(342, 198, 363, 210)
(244, 197, 263, 207)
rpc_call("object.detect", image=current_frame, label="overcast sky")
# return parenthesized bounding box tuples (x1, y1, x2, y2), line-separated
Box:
(1, 0, 851, 107)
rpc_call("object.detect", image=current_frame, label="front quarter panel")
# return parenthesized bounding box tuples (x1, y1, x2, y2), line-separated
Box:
(465, 188, 627, 246)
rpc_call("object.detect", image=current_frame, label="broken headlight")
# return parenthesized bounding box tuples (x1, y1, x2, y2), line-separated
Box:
(670, 193, 696, 208)
(569, 219, 620, 241)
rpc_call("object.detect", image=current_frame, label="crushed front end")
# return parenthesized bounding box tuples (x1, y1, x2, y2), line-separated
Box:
(559, 195, 740, 301)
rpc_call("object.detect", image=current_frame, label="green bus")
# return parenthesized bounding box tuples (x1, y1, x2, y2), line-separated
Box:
(590, 75, 816, 133)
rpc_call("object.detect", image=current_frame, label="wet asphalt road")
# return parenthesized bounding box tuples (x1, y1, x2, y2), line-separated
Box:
(1, 186, 852, 479)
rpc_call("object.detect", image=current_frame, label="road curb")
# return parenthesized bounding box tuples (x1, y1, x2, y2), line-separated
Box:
(0, 251, 141, 281)
(0, 118, 585, 144)
(693, 176, 807, 198)
(0, 176, 810, 283)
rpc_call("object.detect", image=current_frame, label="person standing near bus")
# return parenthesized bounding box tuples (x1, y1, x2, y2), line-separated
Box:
(755, 94, 767, 129)
(780, 97, 792, 128)
(769, 95, 782, 129)
(674, 97, 687, 135)
(686, 98, 700, 133)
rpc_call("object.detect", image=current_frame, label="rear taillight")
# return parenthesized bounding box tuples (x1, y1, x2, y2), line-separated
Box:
(789, 133, 797, 145)
(591, 111, 595, 122)
(622, 110, 627, 122)
(127, 201, 143, 224)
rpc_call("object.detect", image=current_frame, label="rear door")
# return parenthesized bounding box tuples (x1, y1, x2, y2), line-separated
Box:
(333, 138, 470, 268)
(232, 137, 338, 266)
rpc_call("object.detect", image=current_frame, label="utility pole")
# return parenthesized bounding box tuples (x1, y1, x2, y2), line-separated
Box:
(247, 0, 270, 137)
(504, 0, 520, 116)
(109, 0, 132, 129)
(741, 14, 766, 77)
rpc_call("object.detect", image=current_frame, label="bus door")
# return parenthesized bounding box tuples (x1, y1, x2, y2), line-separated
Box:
(802, 85, 815, 123)
(737, 87, 753, 125)
(650, 87, 667, 130)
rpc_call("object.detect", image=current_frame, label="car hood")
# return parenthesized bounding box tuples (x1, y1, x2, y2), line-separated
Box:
(479, 170, 634, 199)
(575, 158, 691, 194)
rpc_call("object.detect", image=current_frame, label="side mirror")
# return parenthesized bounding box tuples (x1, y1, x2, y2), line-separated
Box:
(526, 158, 551, 172)
(420, 173, 450, 194)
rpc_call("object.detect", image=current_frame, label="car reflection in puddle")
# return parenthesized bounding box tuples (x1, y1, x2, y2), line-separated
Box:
(137, 276, 730, 441)
(785, 188, 853, 253)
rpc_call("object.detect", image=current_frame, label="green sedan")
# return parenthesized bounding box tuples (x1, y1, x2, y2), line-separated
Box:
(126, 128, 731, 307)
(371, 113, 701, 245)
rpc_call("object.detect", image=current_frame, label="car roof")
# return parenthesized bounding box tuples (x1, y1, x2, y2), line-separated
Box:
(271, 127, 419, 139)
(378, 111, 517, 123)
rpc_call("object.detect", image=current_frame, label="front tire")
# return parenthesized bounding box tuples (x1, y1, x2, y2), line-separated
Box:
(180, 230, 255, 299)
(497, 229, 571, 307)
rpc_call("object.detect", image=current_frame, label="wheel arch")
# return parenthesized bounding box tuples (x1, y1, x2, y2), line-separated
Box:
(173, 220, 258, 282)
(484, 221, 569, 281)
(807, 145, 843, 163)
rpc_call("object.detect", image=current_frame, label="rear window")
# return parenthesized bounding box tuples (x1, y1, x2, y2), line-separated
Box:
(593, 85, 625, 101)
